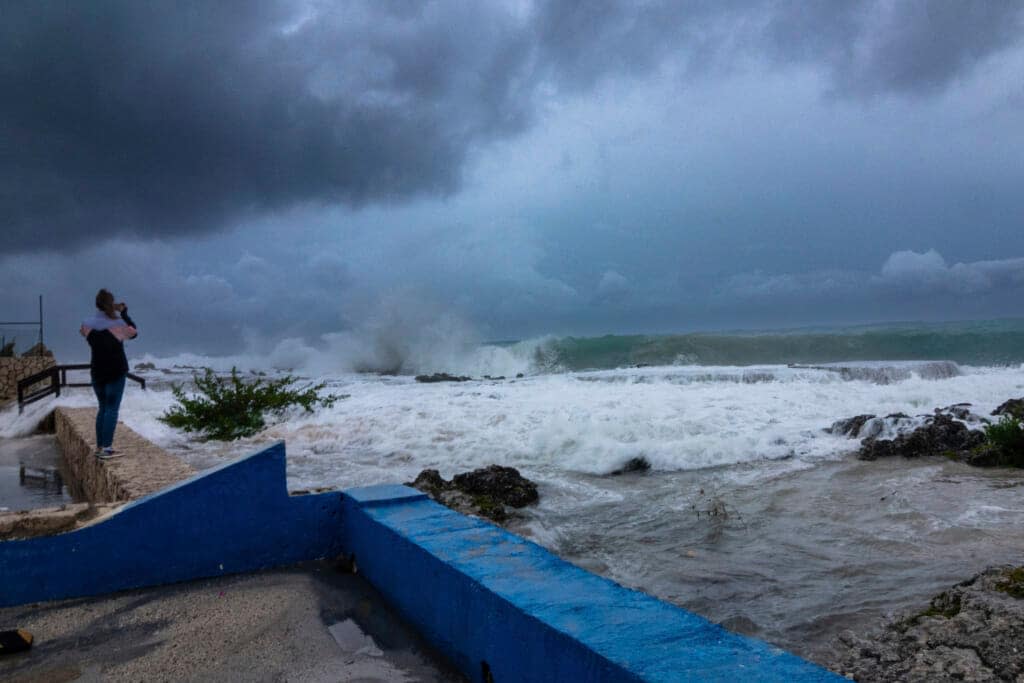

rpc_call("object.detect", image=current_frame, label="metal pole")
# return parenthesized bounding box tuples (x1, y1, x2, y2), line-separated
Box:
(38, 294, 44, 347)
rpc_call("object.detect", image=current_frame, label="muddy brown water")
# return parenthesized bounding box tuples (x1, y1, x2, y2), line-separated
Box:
(517, 456, 1024, 665)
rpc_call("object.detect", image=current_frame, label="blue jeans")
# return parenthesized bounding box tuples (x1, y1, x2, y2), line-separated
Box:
(92, 375, 126, 449)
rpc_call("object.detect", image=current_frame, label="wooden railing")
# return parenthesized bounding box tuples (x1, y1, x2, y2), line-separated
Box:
(17, 364, 146, 413)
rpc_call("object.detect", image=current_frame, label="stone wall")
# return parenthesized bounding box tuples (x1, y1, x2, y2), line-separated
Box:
(0, 408, 196, 540)
(55, 407, 196, 503)
(0, 356, 56, 403)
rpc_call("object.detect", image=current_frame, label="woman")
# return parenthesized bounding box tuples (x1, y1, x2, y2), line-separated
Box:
(80, 289, 138, 459)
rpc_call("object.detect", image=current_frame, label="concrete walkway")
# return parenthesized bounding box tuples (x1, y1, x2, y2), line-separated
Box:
(0, 561, 465, 682)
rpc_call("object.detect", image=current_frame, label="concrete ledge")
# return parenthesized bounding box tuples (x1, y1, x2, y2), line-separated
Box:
(55, 407, 195, 502)
(0, 442, 342, 607)
(0, 503, 120, 541)
(343, 485, 841, 682)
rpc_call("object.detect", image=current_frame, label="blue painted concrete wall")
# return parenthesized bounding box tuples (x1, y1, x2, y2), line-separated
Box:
(1, 442, 841, 681)
(343, 485, 842, 683)
(0, 442, 342, 607)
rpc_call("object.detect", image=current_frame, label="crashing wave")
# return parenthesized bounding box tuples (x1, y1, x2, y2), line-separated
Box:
(790, 361, 961, 384)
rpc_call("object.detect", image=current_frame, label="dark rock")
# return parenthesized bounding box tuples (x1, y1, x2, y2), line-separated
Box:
(609, 457, 651, 475)
(406, 465, 539, 523)
(134, 362, 157, 371)
(414, 373, 471, 383)
(857, 414, 985, 461)
(858, 438, 897, 460)
(515, 373, 524, 378)
(452, 465, 539, 508)
(884, 412, 910, 419)
(408, 469, 446, 497)
(937, 403, 973, 420)
(961, 443, 1006, 467)
(826, 414, 876, 438)
(992, 398, 1024, 419)
(482, 375, 505, 380)
(935, 403, 989, 424)
(829, 565, 1024, 682)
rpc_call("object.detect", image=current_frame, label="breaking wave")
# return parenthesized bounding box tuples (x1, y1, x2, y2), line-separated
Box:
(133, 318, 1024, 381)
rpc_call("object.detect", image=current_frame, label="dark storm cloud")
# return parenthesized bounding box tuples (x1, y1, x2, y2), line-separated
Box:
(2, 0, 536, 251)
(764, 2, 1024, 95)
(3, 1, 1022, 252)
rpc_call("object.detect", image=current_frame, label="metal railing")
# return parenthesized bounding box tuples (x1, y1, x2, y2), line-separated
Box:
(1, 295, 45, 354)
(17, 364, 146, 413)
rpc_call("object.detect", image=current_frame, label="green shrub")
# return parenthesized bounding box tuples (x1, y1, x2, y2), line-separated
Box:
(984, 414, 1024, 449)
(979, 415, 1024, 468)
(159, 367, 340, 441)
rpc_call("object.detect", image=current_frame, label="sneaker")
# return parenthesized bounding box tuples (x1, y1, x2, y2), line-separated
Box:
(97, 448, 124, 460)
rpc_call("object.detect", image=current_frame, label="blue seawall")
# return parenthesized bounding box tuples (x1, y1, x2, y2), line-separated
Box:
(0, 443, 840, 682)
(343, 485, 839, 682)
(0, 442, 341, 606)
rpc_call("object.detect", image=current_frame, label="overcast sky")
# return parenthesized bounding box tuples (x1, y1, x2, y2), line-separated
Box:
(3, 1, 1023, 361)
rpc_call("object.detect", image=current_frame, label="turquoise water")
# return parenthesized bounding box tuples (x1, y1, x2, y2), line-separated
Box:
(517, 319, 1024, 372)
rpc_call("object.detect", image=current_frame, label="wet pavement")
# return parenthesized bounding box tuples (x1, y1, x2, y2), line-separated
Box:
(0, 435, 71, 513)
(0, 561, 466, 682)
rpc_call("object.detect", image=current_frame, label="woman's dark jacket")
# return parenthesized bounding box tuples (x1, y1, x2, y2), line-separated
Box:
(87, 310, 138, 384)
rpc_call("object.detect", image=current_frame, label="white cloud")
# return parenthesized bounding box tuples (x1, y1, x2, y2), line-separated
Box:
(874, 249, 1024, 294)
(595, 269, 632, 301)
(722, 269, 858, 300)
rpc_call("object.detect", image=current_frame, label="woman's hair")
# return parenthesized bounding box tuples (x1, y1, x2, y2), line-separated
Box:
(95, 289, 117, 318)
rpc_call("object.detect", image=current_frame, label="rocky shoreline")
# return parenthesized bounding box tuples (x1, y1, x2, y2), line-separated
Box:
(830, 566, 1024, 682)
(828, 396, 1024, 468)
(407, 464, 539, 524)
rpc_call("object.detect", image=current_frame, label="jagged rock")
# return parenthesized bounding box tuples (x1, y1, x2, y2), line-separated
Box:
(829, 413, 918, 442)
(938, 403, 973, 420)
(134, 362, 156, 371)
(482, 375, 506, 380)
(858, 414, 985, 461)
(414, 373, 471, 383)
(826, 414, 876, 438)
(609, 457, 651, 475)
(992, 398, 1024, 419)
(408, 469, 446, 497)
(934, 403, 989, 425)
(829, 566, 1024, 682)
(961, 442, 1009, 467)
(452, 465, 539, 508)
(407, 465, 539, 523)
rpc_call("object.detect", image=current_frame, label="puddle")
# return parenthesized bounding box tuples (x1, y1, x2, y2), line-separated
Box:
(0, 435, 72, 511)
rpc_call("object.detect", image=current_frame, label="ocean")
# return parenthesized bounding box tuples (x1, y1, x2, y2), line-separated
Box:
(4, 319, 1024, 664)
